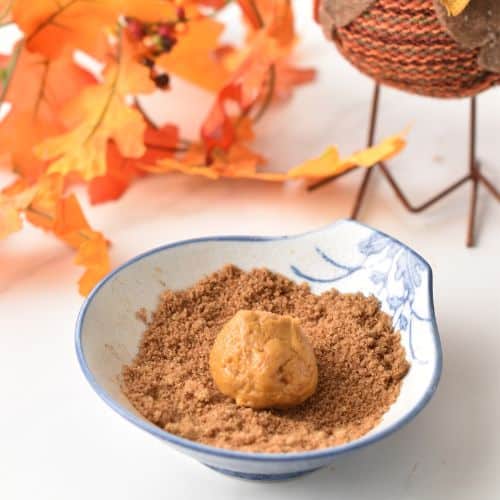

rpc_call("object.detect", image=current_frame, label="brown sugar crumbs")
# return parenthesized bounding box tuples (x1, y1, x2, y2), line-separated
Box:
(122, 265, 409, 453)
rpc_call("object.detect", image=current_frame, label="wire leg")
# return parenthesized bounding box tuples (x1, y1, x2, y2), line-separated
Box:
(307, 84, 499, 246)
(349, 83, 381, 218)
(478, 172, 500, 201)
(379, 163, 470, 212)
(467, 97, 479, 247)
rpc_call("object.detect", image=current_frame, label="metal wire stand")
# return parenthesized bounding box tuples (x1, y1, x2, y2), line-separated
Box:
(308, 83, 500, 247)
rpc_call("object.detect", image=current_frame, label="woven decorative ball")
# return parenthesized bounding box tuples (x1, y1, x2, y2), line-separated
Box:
(316, 0, 500, 98)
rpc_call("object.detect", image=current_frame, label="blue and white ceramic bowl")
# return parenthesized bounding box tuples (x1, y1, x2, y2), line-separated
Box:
(76, 219, 442, 481)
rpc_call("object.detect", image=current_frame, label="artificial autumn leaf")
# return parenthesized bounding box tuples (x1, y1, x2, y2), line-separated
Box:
(88, 143, 144, 204)
(24, 173, 110, 295)
(11, 0, 117, 59)
(288, 132, 407, 178)
(441, 0, 472, 16)
(201, 86, 240, 151)
(0, 46, 96, 177)
(273, 61, 316, 100)
(202, 32, 280, 150)
(51, 194, 95, 248)
(158, 128, 407, 182)
(237, 0, 264, 29)
(0, 112, 59, 179)
(0, 45, 96, 120)
(119, 0, 177, 23)
(75, 232, 110, 295)
(157, 17, 229, 92)
(0, 0, 408, 297)
(35, 74, 147, 181)
(32, 28, 158, 182)
(116, 35, 157, 95)
(0, 184, 37, 238)
(88, 124, 178, 203)
(287, 147, 340, 178)
(346, 132, 407, 167)
(147, 117, 263, 178)
(257, 0, 295, 47)
(25, 173, 64, 231)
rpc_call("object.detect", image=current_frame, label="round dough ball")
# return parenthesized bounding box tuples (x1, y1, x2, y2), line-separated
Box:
(209, 310, 318, 409)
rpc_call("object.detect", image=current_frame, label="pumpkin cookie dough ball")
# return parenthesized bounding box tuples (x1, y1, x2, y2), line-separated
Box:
(210, 310, 318, 409)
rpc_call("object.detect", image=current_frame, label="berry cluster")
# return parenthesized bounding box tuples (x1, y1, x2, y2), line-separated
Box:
(124, 7, 187, 89)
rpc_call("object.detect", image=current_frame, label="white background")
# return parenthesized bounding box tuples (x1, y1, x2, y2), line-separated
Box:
(1, 2, 499, 499)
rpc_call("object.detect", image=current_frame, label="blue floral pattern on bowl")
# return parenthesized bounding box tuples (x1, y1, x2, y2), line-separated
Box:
(292, 231, 431, 363)
(75, 219, 442, 481)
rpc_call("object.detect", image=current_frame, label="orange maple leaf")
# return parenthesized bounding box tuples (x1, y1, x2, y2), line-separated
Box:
(201, 32, 280, 150)
(75, 232, 110, 296)
(51, 192, 110, 294)
(12, 0, 182, 59)
(156, 17, 229, 92)
(35, 70, 149, 180)
(273, 61, 316, 101)
(11, 0, 117, 59)
(256, 0, 295, 47)
(0, 45, 96, 178)
(87, 143, 144, 205)
(87, 123, 178, 204)
(24, 173, 110, 295)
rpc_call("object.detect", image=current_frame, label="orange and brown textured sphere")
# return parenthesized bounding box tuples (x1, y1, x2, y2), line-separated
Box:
(209, 310, 318, 409)
(316, 0, 500, 98)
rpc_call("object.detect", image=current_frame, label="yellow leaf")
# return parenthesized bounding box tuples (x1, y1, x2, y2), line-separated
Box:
(287, 147, 341, 178)
(441, 0, 472, 16)
(289, 132, 407, 179)
(345, 133, 407, 168)
(35, 80, 147, 181)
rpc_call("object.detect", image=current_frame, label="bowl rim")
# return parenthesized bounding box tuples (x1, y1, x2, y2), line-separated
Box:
(75, 219, 442, 462)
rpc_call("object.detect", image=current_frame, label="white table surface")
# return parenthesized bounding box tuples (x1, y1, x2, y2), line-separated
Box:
(1, 2, 500, 499)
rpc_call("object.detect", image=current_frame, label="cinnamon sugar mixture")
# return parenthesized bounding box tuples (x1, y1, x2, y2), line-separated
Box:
(122, 265, 409, 453)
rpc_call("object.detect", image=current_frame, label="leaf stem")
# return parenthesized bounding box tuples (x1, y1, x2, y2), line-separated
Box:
(254, 64, 276, 122)
(144, 142, 189, 153)
(26, 206, 92, 241)
(27, 0, 78, 43)
(84, 24, 123, 143)
(33, 60, 50, 118)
